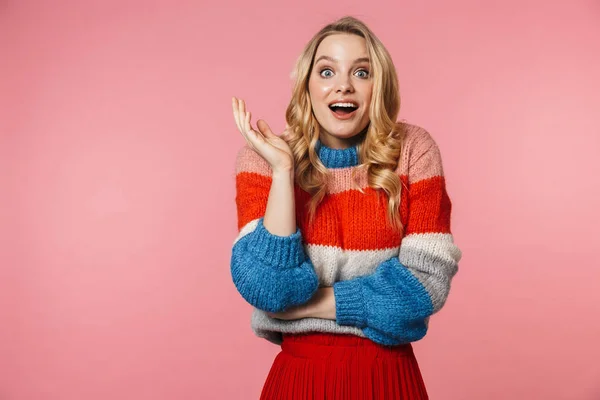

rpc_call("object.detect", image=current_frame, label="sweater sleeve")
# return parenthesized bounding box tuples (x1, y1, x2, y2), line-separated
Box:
(333, 129, 462, 346)
(230, 145, 319, 313)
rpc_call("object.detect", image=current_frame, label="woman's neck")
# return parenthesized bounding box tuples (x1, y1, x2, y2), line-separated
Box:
(318, 127, 367, 149)
(316, 139, 360, 169)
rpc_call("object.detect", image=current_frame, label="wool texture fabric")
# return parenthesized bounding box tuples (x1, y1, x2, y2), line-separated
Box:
(259, 332, 429, 400)
(230, 122, 462, 346)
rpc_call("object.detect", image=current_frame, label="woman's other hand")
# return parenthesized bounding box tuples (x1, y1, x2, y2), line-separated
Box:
(232, 97, 294, 173)
(267, 288, 336, 321)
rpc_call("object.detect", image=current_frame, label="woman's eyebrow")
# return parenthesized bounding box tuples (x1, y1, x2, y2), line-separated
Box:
(314, 55, 370, 64)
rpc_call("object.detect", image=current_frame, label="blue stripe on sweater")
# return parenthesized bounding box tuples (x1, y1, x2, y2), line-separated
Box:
(333, 257, 433, 345)
(230, 217, 319, 313)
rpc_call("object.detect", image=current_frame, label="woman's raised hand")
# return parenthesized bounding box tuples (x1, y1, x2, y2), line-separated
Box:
(232, 97, 294, 173)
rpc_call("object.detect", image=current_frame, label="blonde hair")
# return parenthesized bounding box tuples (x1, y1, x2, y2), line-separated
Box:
(285, 15, 407, 233)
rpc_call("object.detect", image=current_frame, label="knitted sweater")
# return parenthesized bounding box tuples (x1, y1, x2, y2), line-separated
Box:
(230, 122, 462, 346)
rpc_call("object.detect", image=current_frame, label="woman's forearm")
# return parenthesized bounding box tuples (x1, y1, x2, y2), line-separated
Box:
(263, 168, 297, 236)
(232, 147, 318, 314)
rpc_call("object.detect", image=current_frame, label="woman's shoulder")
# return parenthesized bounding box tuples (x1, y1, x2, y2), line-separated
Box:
(397, 120, 437, 150)
(395, 120, 443, 177)
(235, 144, 272, 178)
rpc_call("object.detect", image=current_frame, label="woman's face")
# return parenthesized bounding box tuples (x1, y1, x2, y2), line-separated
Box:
(308, 33, 373, 149)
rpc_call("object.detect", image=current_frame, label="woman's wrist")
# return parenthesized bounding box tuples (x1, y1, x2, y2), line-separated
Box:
(272, 167, 294, 179)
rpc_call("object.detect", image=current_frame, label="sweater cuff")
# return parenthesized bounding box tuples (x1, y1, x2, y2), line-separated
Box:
(334, 279, 367, 328)
(246, 218, 306, 268)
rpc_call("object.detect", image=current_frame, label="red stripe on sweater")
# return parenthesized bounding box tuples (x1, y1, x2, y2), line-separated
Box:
(405, 176, 452, 235)
(295, 187, 403, 250)
(235, 172, 269, 231)
(235, 172, 451, 249)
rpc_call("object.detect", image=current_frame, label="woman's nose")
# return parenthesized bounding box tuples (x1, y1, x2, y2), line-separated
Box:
(336, 79, 354, 93)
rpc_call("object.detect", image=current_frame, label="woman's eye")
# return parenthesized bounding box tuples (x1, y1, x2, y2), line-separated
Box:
(319, 68, 369, 78)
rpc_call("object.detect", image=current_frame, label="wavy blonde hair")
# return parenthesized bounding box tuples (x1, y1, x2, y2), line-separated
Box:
(285, 16, 407, 233)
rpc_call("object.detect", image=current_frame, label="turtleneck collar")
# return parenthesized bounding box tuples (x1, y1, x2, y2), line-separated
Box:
(315, 139, 359, 168)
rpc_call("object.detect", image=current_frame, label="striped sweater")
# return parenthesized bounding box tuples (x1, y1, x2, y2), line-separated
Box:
(230, 122, 462, 346)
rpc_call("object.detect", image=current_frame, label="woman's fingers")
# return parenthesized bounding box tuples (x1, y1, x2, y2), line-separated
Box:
(257, 119, 275, 139)
(246, 112, 263, 142)
(232, 98, 285, 167)
(239, 99, 246, 128)
(245, 111, 251, 134)
(236, 98, 243, 130)
(232, 98, 260, 140)
(233, 97, 253, 148)
(232, 97, 244, 133)
(231, 97, 237, 129)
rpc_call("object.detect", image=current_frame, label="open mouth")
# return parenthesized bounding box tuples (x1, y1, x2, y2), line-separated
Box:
(329, 104, 358, 117)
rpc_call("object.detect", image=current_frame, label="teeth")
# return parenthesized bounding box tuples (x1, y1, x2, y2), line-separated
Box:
(330, 102, 357, 108)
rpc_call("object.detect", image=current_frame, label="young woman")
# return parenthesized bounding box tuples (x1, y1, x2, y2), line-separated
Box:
(230, 15, 462, 400)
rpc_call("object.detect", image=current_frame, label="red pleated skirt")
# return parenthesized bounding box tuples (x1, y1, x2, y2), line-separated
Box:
(260, 332, 429, 399)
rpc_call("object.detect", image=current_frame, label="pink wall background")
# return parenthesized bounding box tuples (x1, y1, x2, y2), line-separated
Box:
(1, 0, 599, 399)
